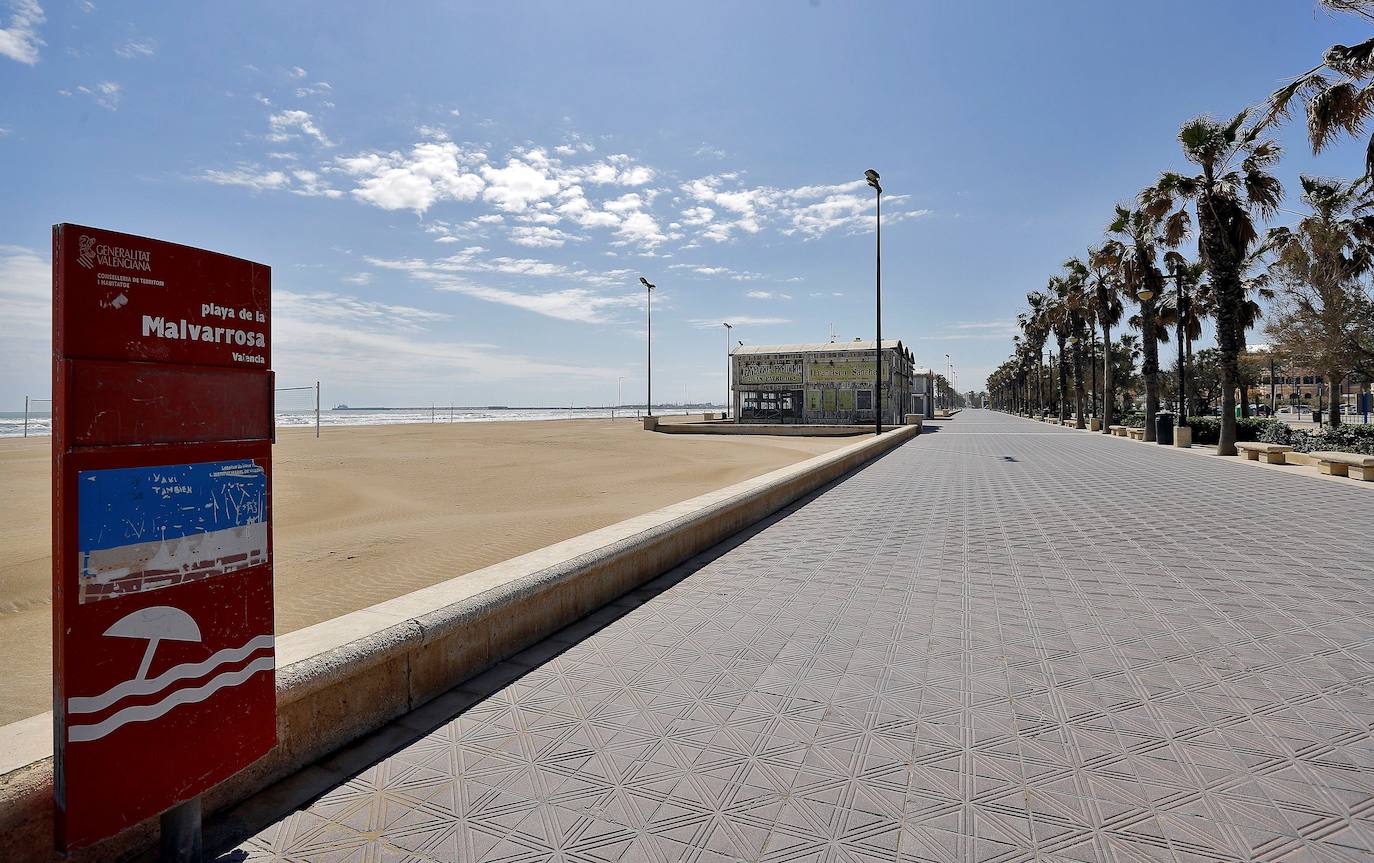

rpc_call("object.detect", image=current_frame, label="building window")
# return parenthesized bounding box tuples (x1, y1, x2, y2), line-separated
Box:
(857, 390, 872, 411)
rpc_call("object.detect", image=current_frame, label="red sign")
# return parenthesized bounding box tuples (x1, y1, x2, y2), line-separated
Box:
(52, 224, 276, 852)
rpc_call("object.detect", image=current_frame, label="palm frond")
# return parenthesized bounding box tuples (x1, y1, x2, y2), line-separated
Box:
(1163, 208, 1192, 247)
(1323, 36, 1374, 77)
(1308, 80, 1368, 151)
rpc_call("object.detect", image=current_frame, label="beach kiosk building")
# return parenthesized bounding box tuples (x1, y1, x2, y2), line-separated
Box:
(731, 339, 917, 426)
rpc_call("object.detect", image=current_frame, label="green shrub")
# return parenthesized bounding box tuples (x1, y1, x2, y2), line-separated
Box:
(1184, 417, 1277, 444)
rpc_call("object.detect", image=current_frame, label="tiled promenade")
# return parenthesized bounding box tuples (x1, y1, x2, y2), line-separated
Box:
(228, 411, 1374, 862)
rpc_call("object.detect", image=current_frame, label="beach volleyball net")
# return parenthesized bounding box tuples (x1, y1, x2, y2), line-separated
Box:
(275, 381, 320, 438)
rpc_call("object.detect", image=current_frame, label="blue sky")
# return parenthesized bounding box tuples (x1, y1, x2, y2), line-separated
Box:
(1, 1, 1367, 408)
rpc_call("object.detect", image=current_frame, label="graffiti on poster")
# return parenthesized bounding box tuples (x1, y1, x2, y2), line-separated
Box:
(77, 460, 269, 604)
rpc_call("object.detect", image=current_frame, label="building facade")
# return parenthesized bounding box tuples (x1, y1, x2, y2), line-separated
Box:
(731, 340, 919, 426)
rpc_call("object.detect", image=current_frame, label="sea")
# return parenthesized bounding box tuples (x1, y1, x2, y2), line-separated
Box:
(0, 406, 722, 438)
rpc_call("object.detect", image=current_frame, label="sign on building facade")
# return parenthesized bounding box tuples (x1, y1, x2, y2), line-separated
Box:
(52, 224, 276, 851)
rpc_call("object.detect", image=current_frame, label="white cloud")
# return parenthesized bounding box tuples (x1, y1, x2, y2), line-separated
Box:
(366, 246, 631, 288)
(276, 290, 450, 329)
(509, 225, 580, 248)
(337, 141, 485, 213)
(689, 315, 790, 328)
(290, 168, 343, 198)
(294, 81, 332, 99)
(667, 263, 764, 281)
(0, 0, 43, 65)
(363, 249, 639, 323)
(114, 37, 154, 59)
(75, 81, 120, 111)
(0, 244, 48, 326)
(432, 282, 637, 324)
(272, 306, 619, 388)
(745, 290, 791, 301)
(289, 65, 307, 78)
(479, 158, 561, 212)
(680, 174, 928, 242)
(201, 165, 290, 191)
(268, 109, 332, 146)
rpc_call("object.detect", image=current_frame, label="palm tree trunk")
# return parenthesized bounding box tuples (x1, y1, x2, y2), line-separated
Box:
(1100, 322, 1114, 432)
(1056, 337, 1068, 423)
(1073, 343, 1086, 429)
(1141, 299, 1160, 442)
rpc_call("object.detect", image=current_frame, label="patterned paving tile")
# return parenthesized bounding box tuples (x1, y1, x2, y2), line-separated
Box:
(224, 411, 1374, 863)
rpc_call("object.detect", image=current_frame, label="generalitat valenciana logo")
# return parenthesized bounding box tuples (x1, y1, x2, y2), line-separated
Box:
(78, 235, 97, 270)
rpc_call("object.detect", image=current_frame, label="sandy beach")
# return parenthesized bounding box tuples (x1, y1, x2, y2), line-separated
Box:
(0, 419, 850, 726)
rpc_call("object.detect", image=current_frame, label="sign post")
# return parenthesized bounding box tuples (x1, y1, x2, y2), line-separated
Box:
(52, 224, 276, 856)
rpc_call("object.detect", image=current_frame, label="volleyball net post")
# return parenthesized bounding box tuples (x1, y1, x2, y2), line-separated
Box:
(274, 384, 321, 438)
(24, 395, 53, 438)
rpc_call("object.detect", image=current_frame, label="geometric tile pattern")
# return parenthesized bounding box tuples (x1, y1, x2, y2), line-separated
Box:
(225, 410, 1374, 862)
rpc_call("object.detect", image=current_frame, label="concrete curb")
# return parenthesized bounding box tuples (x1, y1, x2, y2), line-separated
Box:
(0, 424, 918, 862)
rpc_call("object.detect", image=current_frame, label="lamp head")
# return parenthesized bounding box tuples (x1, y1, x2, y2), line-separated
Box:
(865, 169, 882, 192)
(639, 276, 655, 290)
(1137, 287, 1154, 302)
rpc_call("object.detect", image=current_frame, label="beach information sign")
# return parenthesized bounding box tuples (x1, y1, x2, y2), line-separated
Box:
(51, 224, 276, 852)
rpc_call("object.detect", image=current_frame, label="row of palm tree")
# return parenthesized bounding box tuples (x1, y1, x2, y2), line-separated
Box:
(990, 0, 1374, 454)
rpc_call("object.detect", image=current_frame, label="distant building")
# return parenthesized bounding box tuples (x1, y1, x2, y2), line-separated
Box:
(730, 339, 922, 425)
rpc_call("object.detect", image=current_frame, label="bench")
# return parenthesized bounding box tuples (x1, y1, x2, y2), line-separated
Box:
(1108, 425, 1126, 437)
(1312, 451, 1374, 481)
(1127, 427, 1145, 440)
(1234, 442, 1292, 465)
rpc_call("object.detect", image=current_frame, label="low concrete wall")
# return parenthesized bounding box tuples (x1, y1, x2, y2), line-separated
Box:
(0, 424, 918, 862)
(654, 422, 874, 437)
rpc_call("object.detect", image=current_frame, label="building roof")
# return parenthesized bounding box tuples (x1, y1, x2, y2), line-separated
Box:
(733, 340, 905, 355)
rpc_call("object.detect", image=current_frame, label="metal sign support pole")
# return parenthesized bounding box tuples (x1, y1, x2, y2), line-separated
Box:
(160, 796, 202, 863)
(315, 381, 320, 438)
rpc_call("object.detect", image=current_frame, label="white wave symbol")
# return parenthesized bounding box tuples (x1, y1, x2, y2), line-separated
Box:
(68, 656, 274, 743)
(68, 634, 274, 714)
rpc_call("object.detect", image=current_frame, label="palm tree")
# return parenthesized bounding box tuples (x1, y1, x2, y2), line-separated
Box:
(1265, 175, 1374, 426)
(1150, 112, 1283, 454)
(1018, 290, 1052, 416)
(1043, 277, 1074, 423)
(1262, 1, 1374, 177)
(1057, 260, 1092, 429)
(1086, 246, 1126, 432)
(1103, 203, 1174, 440)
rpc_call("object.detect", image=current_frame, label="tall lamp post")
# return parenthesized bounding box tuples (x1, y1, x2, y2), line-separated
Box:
(945, 353, 951, 411)
(1157, 270, 1188, 430)
(640, 276, 655, 416)
(866, 169, 883, 435)
(722, 322, 733, 418)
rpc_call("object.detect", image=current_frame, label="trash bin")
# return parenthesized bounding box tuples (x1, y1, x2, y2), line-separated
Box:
(1155, 411, 1174, 445)
(1312, 409, 1322, 425)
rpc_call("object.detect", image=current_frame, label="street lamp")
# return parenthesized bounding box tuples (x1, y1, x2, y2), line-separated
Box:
(640, 276, 655, 416)
(945, 353, 951, 411)
(722, 322, 733, 419)
(1158, 270, 1188, 429)
(866, 168, 883, 435)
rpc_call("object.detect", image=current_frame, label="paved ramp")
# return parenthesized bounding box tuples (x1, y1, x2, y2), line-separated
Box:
(228, 410, 1374, 862)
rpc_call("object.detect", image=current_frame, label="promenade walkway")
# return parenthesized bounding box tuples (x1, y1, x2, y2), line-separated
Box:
(226, 410, 1374, 862)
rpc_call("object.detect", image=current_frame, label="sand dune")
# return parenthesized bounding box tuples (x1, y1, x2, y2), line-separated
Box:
(0, 419, 850, 725)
